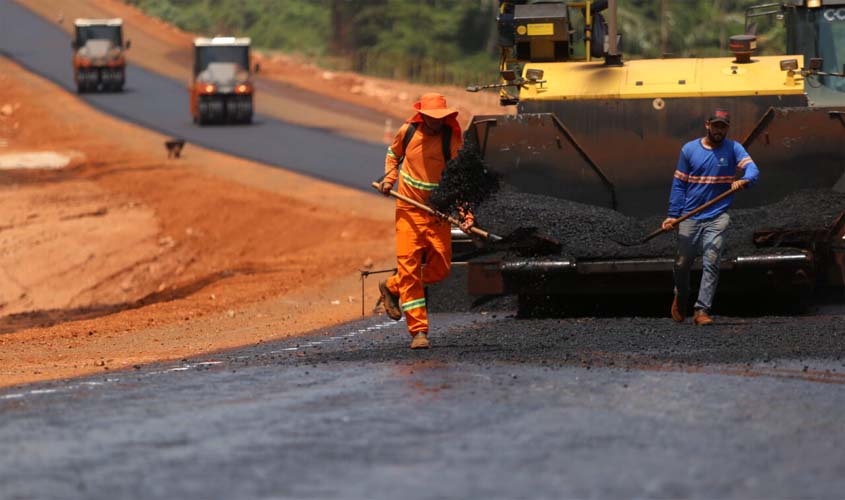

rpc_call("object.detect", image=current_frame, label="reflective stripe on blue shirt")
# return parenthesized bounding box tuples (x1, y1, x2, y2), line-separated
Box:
(668, 138, 759, 219)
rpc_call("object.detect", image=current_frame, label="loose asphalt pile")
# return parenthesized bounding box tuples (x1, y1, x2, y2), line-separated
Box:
(472, 188, 845, 260)
(429, 143, 500, 217)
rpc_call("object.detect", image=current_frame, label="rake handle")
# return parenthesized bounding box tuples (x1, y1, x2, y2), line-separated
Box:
(643, 184, 743, 243)
(370, 182, 495, 240)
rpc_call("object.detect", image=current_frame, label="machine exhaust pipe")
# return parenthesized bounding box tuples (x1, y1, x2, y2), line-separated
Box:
(605, 0, 623, 66)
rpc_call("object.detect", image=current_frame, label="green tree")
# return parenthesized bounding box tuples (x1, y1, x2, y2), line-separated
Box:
(124, 0, 789, 81)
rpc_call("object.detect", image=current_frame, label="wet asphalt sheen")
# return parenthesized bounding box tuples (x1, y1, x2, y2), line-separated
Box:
(1, 310, 844, 500)
(0, 0, 386, 191)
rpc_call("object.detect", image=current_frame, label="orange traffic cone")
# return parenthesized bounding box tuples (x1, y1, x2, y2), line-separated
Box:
(383, 119, 393, 144)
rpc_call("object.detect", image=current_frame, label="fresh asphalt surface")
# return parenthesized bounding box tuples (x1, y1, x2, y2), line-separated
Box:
(1, 311, 845, 499)
(0, 0, 385, 190)
(2, 1, 845, 498)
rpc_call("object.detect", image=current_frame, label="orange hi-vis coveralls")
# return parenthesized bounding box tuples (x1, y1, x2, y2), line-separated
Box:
(382, 103, 463, 336)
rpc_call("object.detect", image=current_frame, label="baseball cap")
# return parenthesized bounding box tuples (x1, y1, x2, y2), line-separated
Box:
(709, 109, 731, 124)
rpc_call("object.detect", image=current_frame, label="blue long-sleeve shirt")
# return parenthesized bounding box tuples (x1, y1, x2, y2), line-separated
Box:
(667, 138, 759, 219)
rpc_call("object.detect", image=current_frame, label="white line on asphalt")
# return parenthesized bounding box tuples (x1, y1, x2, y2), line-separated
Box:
(0, 319, 405, 402)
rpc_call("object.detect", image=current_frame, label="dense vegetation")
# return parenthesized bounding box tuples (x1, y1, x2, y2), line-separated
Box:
(124, 0, 786, 84)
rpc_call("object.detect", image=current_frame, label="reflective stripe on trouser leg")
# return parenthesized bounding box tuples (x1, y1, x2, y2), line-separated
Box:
(401, 298, 426, 312)
(391, 208, 452, 335)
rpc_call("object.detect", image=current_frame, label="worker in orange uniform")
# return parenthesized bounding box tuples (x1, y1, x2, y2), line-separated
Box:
(377, 93, 473, 349)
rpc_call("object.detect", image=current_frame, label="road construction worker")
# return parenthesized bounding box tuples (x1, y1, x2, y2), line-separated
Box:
(377, 93, 472, 349)
(663, 109, 759, 325)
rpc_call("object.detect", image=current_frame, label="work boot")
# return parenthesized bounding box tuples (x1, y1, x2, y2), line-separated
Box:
(379, 280, 402, 320)
(693, 309, 714, 326)
(410, 332, 430, 349)
(671, 294, 685, 323)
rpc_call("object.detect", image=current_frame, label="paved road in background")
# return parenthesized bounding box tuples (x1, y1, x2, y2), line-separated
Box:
(1, 311, 844, 499)
(0, 0, 386, 191)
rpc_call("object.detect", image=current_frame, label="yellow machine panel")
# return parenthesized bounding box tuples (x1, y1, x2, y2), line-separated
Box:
(521, 55, 807, 100)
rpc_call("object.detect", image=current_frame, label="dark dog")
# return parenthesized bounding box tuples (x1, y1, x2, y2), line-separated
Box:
(165, 138, 185, 159)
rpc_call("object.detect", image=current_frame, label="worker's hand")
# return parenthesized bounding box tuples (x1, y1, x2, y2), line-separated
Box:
(379, 181, 393, 196)
(457, 205, 476, 234)
(661, 217, 678, 231)
(732, 179, 750, 191)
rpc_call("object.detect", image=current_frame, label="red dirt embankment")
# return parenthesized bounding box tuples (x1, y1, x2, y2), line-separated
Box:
(0, 56, 395, 388)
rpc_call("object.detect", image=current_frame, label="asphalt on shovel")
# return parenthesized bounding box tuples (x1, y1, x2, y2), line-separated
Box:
(371, 182, 562, 256)
(621, 184, 744, 246)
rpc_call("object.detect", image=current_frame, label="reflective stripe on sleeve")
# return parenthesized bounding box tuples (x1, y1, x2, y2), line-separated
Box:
(387, 148, 399, 160)
(737, 157, 753, 169)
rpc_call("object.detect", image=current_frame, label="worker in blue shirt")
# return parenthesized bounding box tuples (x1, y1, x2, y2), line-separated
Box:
(662, 109, 759, 325)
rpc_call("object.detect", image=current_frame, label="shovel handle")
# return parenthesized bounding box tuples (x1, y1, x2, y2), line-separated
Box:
(641, 225, 669, 243)
(644, 184, 744, 243)
(674, 184, 743, 225)
(371, 182, 494, 240)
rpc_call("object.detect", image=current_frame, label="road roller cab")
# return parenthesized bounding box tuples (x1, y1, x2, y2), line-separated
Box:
(190, 37, 255, 125)
(72, 18, 129, 93)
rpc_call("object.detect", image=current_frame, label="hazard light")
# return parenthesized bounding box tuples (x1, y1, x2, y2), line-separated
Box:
(525, 68, 545, 82)
(235, 84, 250, 94)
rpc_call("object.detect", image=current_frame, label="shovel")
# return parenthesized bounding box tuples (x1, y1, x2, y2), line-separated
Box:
(371, 182, 562, 255)
(371, 181, 502, 241)
(625, 184, 744, 246)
